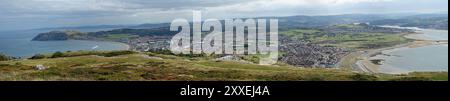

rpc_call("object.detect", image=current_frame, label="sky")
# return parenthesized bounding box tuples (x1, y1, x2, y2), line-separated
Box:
(0, 0, 448, 31)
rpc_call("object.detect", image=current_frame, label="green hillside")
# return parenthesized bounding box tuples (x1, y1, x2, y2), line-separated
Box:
(0, 51, 446, 81)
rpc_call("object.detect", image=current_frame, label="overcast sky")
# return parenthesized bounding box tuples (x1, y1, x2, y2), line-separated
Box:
(0, 0, 448, 31)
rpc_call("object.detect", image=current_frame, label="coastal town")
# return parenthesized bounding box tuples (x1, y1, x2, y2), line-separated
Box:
(27, 14, 447, 74)
(119, 36, 172, 52)
(279, 36, 350, 68)
(79, 23, 413, 69)
(1, 13, 447, 81)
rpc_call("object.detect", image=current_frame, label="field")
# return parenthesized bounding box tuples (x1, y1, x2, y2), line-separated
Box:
(281, 29, 412, 50)
(102, 34, 138, 40)
(0, 51, 447, 81)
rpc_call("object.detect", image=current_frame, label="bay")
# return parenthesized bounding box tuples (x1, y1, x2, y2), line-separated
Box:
(375, 26, 448, 74)
(0, 30, 128, 58)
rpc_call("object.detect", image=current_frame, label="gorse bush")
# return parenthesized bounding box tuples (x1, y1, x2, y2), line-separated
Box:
(351, 74, 378, 81)
(30, 54, 46, 59)
(99, 50, 136, 57)
(51, 51, 64, 58)
(390, 77, 433, 81)
(0, 53, 10, 61)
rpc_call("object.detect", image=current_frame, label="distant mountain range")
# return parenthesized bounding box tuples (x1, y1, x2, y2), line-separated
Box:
(32, 14, 448, 41)
(37, 14, 448, 31)
(370, 14, 448, 30)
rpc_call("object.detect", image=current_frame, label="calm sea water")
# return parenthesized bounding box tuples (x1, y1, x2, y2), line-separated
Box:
(378, 45, 448, 74)
(376, 27, 448, 74)
(406, 29, 448, 41)
(0, 30, 128, 57)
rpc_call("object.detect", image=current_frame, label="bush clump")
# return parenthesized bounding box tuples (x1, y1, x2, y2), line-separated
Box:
(51, 51, 64, 58)
(99, 50, 136, 57)
(390, 77, 433, 81)
(30, 54, 47, 59)
(0, 53, 11, 61)
(351, 74, 378, 81)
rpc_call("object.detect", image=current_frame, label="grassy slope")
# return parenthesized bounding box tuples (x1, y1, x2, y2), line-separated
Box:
(0, 52, 447, 81)
(0, 24, 445, 81)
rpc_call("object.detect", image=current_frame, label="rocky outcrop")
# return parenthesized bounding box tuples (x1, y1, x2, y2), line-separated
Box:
(32, 31, 70, 41)
(34, 65, 49, 70)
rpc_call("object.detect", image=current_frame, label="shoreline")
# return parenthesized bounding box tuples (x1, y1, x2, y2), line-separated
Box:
(69, 39, 131, 50)
(112, 41, 131, 50)
(354, 31, 448, 74)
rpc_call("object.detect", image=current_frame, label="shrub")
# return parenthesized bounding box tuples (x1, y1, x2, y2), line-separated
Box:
(351, 74, 378, 81)
(390, 77, 433, 81)
(242, 55, 261, 64)
(30, 54, 47, 59)
(0, 53, 10, 61)
(176, 53, 206, 58)
(99, 50, 135, 57)
(151, 49, 173, 55)
(51, 51, 64, 58)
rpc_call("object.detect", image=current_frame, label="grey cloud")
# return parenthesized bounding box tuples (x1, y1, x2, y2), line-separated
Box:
(0, 0, 447, 31)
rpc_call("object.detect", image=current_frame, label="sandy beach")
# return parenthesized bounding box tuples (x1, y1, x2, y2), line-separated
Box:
(115, 42, 131, 50)
(87, 40, 131, 50)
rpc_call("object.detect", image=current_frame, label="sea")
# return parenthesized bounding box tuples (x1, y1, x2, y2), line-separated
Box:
(375, 26, 448, 74)
(0, 29, 128, 58)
